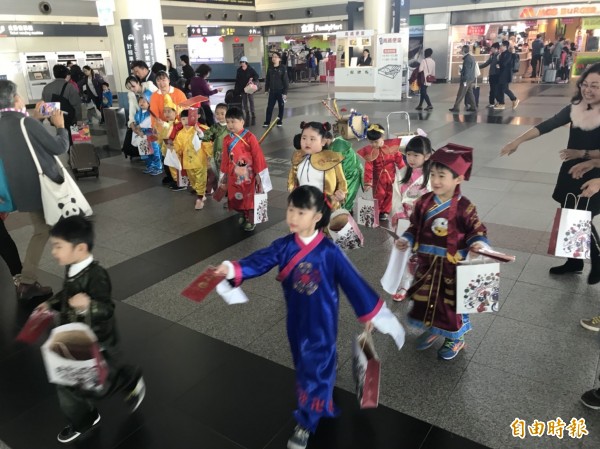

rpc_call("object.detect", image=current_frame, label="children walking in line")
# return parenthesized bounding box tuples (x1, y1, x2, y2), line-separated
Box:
(214, 185, 405, 449)
(133, 91, 162, 176)
(395, 145, 489, 361)
(357, 124, 406, 221)
(174, 108, 213, 210)
(288, 122, 347, 210)
(35, 216, 145, 444)
(219, 107, 272, 231)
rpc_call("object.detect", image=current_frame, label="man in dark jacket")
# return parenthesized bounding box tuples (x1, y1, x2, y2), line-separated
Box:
(234, 56, 260, 124)
(479, 43, 500, 108)
(0, 80, 69, 300)
(131, 60, 157, 87)
(42, 64, 82, 124)
(449, 45, 477, 113)
(263, 52, 289, 127)
(494, 41, 519, 110)
(180, 54, 195, 95)
(531, 34, 544, 78)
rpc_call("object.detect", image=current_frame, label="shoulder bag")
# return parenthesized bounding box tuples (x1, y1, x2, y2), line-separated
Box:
(20, 118, 92, 225)
(425, 60, 436, 83)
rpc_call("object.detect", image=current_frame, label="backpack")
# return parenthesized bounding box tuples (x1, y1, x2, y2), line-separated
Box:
(51, 82, 76, 127)
(512, 53, 520, 73)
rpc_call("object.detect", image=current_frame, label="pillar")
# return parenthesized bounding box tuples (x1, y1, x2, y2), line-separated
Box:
(364, 0, 392, 34)
(104, 0, 167, 93)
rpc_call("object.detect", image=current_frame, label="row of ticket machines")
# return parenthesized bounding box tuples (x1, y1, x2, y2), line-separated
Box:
(21, 51, 115, 101)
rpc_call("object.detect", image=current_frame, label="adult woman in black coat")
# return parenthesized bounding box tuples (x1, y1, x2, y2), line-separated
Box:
(501, 62, 600, 284)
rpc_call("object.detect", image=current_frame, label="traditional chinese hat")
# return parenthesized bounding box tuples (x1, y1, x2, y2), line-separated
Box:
(163, 93, 180, 115)
(430, 143, 473, 180)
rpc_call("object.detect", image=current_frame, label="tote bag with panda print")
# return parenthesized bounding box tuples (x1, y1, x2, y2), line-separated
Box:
(21, 118, 92, 225)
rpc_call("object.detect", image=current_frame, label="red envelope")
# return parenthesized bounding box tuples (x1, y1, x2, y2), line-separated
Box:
(187, 108, 198, 127)
(181, 267, 226, 302)
(212, 185, 227, 202)
(16, 309, 55, 344)
(178, 95, 209, 109)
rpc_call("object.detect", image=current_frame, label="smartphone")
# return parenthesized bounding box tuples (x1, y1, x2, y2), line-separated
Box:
(40, 102, 61, 116)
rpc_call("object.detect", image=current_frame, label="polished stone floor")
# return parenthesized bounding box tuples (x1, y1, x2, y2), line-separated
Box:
(1, 79, 599, 449)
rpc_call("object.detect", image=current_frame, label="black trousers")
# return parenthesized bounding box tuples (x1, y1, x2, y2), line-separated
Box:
(495, 83, 516, 104)
(417, 84, 432, 107)
(488, 75, 499, 105)
(531, 55, 541, 77)
(0, 219, 22, 277)
(56, 346, 141, 432)
(265, 91, 285, 124)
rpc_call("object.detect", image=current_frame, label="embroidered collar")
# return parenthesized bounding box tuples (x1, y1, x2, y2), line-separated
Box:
(0, 108, 28, 116)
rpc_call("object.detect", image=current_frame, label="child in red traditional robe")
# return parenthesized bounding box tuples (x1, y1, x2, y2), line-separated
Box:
(395, 144, 490, 361)
(219, 107, 272, 231)
(357, 124, 405, 221)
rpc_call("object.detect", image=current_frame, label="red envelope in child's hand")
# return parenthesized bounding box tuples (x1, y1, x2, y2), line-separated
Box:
(187, 108, 198, 127)
(178, 95, 209, 109)
(181, 267, 226, 302)
(16, 309, 55, 344)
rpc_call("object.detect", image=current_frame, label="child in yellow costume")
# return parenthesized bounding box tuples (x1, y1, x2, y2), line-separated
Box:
(288, 121, 347, 210)
(174, 108, 213, 210)
(156, 94, 184, 190)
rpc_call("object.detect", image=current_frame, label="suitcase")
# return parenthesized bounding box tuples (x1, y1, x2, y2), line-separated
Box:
(465, 85, 480, 108)
(70, 143, 100, 179)
(225, 89, 243, 110)
(543, 69, 557, 83)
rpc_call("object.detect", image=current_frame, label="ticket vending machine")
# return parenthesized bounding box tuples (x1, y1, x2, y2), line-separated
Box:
(84, 52, 115, 92)
(23, 54, 52, 101)
(56, 52, 86, 68)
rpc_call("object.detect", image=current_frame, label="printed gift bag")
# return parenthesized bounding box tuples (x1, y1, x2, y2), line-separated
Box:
(252, 193, 269, 224)
(177, 169, 189, 188)
(352, 330, 380, 409)
(548, 193, 591, 259)
(456, 261, 501, 314)
(41, 323, 108, 392)
(328, 209, 364, 250)
(356, 193, 379, 228)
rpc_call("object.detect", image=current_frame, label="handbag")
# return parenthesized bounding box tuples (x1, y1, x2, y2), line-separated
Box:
(244, 80, 258, 95)
(0, 158, 15, 213)
(251, 192, 269, 224)
(547, 193, 592, 259)
(456, 260, 501, 313)
(425, 60, 436, 83)
(328, 209, 364, 250)
(356, 192, 379, 228)
(352, 330, 381, 409)
(20, 118, 93, 225)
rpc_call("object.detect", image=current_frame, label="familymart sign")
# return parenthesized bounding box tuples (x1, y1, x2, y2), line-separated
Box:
(520, 4, 600, 19)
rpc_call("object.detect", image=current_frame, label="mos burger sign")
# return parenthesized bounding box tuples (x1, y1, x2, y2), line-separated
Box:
(520, 4, 600, 19)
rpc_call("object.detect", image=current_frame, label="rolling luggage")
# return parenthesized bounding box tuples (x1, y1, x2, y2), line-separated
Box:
(543, 68, 557, 83)
(70, 143, 100, 179)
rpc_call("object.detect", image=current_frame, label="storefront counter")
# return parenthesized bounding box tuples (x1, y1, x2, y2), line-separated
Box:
(334, 67, 375, 100)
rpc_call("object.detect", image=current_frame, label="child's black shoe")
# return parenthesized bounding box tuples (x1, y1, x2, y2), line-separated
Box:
(57, 412, 100, 444)
(125, 376, 146, 413)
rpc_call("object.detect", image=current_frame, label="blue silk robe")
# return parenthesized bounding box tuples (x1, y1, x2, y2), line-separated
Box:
(402, 192, 489, 339)
(231, 232, 383, 432)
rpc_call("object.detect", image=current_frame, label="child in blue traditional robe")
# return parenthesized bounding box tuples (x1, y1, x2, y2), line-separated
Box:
(133, 90, 162, 175)
(215, 185, 405, 449)
(395, 145, 490, 361)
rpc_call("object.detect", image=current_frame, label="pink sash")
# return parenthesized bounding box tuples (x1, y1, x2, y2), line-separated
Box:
(276, 232, 325, 282)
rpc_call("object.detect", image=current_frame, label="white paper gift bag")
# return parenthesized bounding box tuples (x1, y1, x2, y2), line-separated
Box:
(216, 280, 249, 305)
(547, 194, 591, 259)
(177, 169, 189, 188)
(456, 261, 501, 314)
(252, 193, 269, 224)
(164, 148, 182, 169)
(328, 209, 364, 250)
(41, 323, 108, 391)
(356, 192, 379, 228)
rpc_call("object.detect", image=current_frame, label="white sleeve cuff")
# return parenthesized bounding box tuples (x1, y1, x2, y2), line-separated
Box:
(371, 303, 405, 350)
(222, 261, 235, 280)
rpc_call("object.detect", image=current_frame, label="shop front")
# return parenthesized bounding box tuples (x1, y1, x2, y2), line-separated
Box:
(449, 3, 600, 81)
(263, 21, 346, 82)
(187, 25, 263, 80)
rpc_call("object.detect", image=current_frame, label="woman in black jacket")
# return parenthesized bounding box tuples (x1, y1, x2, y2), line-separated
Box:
(233, 56, 259, 124)
(494, 41, 519, 110)
(500, 62, 600, 284)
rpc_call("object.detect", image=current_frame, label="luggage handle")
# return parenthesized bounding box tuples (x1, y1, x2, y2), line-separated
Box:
(563, 192, 590, 211)
(386, 112, 411, 139)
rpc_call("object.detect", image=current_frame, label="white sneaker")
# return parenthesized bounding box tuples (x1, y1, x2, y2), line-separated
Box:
(195, 198, 205, 210)
(512, 99, 520, 110)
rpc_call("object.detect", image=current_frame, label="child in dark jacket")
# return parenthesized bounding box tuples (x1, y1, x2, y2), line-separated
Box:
(36, 216, 145, 444)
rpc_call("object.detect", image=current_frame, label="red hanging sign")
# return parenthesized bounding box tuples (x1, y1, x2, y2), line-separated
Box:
(467, 25, 486, 36)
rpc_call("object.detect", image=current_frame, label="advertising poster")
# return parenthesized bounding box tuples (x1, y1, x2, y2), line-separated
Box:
(374, 34, 403, 101)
